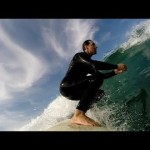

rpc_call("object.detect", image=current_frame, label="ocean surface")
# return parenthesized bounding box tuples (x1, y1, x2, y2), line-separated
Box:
(20, 21, 150, 131)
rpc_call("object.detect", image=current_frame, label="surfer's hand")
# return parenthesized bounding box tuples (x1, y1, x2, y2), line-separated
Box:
(117, 64, 127, 71)
(114, 69, 123, 74)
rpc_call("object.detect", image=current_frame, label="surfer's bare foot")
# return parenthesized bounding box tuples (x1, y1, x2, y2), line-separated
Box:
(71, 109, 100, 127)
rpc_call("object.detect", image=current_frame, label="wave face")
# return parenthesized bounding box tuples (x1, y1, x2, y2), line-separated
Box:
(97, 21, 150, 131)
(20, 20, 150, 131)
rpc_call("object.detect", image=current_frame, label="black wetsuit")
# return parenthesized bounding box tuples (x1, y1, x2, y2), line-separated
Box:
(60, 52, 118, 112)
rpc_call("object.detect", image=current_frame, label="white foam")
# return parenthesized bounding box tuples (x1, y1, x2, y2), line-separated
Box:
(103, 20, 150, 60)
(121, 20, 150, 50)
(19, 96, 78, 131)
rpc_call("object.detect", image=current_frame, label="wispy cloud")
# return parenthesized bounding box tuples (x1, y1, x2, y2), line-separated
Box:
(42, 19, 98, 59)
(0, 24, 48, 102)
(100, 32, 111, 44)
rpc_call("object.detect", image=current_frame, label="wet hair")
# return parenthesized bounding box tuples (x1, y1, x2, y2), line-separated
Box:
(82, 40, 93, 51)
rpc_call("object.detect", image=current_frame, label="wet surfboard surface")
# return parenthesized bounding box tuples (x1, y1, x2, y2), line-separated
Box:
(47, 119, 110, 131)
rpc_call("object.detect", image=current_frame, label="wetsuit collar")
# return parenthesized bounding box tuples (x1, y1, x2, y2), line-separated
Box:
(83, 52, 92, 58)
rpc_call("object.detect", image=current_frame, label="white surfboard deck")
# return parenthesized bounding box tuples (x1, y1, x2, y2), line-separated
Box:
(47, 119, 109, 131)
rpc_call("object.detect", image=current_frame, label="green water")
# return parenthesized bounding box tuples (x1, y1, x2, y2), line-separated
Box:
(96, 39, 150, 131)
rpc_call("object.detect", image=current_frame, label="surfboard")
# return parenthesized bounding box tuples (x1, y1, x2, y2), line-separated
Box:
(47, 119, 109, 131)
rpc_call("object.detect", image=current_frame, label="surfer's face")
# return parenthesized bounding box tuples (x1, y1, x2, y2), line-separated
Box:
(85, 41, 97, 55)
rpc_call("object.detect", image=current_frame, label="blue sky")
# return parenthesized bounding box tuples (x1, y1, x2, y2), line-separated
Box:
(0, 19, 148, 130)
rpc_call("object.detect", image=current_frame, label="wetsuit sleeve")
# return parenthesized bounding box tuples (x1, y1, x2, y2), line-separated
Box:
(103, 71, 116, 79)
(78, 53, 118, 70)
(93, 60, 118, 70)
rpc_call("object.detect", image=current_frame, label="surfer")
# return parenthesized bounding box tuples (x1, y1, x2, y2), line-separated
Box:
(59, 40, 127, 127)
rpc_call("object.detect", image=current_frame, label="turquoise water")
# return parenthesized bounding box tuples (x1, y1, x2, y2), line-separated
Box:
(96, 38, 150, 131)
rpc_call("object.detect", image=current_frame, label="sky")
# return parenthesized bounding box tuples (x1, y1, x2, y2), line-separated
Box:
(0, 19, 148, 130)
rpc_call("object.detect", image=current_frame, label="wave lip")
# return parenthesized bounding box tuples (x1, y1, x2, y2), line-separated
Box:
(121, 20, 150, 50)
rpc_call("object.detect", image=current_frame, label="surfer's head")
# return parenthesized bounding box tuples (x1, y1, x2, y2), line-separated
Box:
(82, 40, 98, 56)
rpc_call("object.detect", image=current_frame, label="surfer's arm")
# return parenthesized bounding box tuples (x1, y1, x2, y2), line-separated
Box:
(78, 53, 118, 71)
(103, 68, 126, 79)
(94, 60, 118, 70)
(77, 53, 127, 72)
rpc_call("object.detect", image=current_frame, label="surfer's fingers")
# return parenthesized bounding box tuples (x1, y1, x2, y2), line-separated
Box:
(114, 69, 123, 74)
(117, 64, 127, 71)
